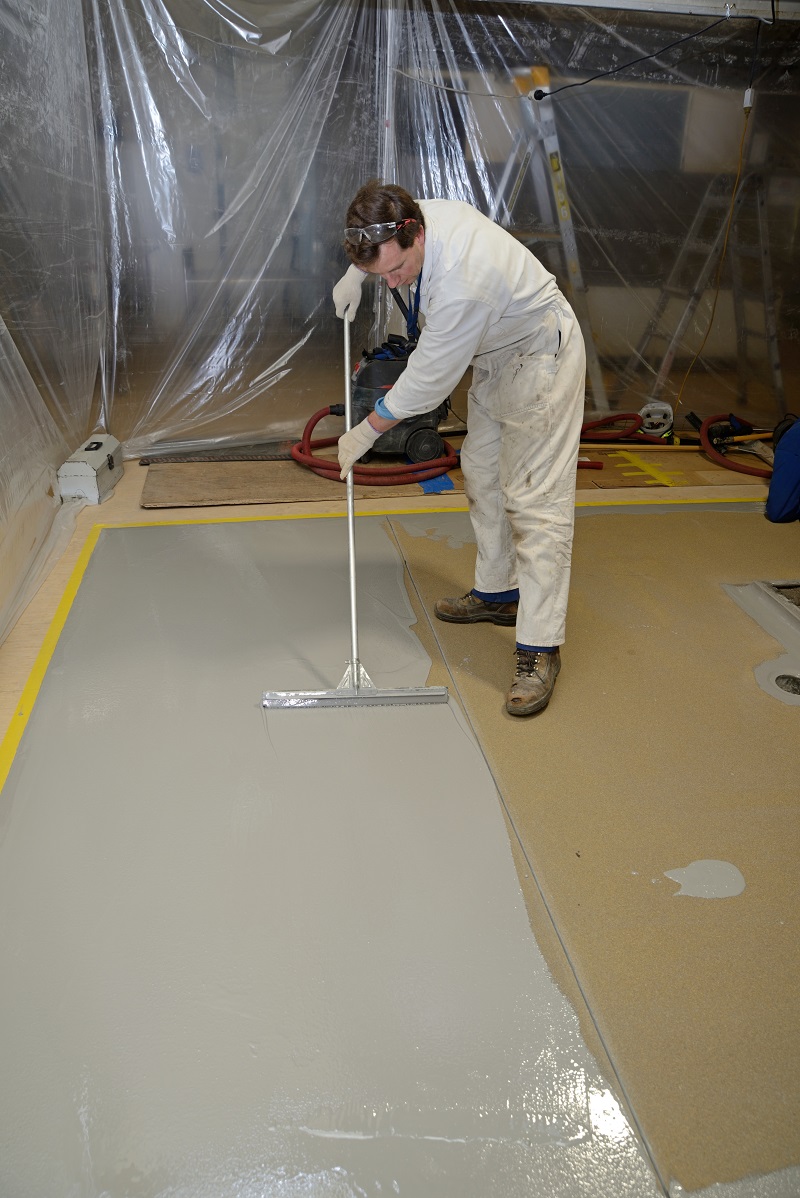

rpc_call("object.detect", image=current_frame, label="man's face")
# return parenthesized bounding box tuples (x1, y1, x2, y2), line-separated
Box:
(364, 228, 425, 290)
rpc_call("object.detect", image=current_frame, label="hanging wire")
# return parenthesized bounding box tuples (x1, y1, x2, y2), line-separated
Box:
(393, 8, 777, 104)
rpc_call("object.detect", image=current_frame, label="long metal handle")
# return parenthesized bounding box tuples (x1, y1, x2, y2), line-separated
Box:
(343, 315, 360, 672)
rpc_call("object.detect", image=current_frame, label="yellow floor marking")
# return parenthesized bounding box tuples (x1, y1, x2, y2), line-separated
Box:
(609, 450, 688, 488)
(0, 526, 103, 794)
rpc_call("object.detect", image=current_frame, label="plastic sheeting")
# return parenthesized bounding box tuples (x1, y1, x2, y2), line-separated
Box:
(1, 0, 799, 641)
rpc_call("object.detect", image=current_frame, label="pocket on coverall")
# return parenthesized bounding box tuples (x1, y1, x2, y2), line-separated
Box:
(493, 307, 562, 418)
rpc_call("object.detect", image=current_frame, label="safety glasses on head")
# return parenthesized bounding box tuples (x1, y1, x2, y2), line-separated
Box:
(344, 219, 414, 246)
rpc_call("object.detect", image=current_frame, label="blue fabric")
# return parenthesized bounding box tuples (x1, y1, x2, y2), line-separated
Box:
(419, 473, 454, 493)
(373, 395, 395, 421)
(516, 643, 557, 652)
(766, 420, 800, 523)
(408, 272, 421, 339)
(472, 587, 519, 603)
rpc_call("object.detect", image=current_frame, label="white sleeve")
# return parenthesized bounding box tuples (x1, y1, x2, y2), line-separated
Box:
(382, 298, 495, 420)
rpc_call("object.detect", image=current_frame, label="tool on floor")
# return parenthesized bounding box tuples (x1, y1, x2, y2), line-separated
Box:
(262, 313, 449, 709)
(686, 410, 773, 478)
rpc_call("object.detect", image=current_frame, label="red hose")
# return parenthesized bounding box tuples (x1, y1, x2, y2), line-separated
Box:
(292, 407, 606, 484)
(580, 413, 669, 444)
(291, 407, 459, 486)
(699, 412, 772, 479)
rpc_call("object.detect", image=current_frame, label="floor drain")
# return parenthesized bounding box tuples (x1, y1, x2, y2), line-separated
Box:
(775, 673, 800, 696)
(773, 584, 800, 608)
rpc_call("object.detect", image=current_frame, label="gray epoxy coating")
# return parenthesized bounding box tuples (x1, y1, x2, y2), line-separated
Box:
(1, 515, 797, 1197)
(0, 517, 665, 1197)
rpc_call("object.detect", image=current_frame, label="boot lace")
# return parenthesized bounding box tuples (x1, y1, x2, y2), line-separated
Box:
(515, 648, 549, 679)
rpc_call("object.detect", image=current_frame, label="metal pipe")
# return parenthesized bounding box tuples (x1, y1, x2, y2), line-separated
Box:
(343, 316, 360, 678)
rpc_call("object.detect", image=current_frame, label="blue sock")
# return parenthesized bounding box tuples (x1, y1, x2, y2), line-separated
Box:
(472, 587, 519, 603)
(517, 643, 557, 653)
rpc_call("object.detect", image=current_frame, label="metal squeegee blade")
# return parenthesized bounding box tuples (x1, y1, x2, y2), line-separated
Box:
(262, 685, 448, 709)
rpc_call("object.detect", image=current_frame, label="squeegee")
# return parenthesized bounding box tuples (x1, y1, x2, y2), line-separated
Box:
(262, 313, 449, 710)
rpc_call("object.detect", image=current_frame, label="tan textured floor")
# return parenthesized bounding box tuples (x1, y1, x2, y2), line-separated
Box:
(2, 461, 797, 1195)
(392, 504, 799, 1191)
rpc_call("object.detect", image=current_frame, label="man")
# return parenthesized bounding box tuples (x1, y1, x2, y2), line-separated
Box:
(765, 414, 800, 523)
(332, 180, 586, 716)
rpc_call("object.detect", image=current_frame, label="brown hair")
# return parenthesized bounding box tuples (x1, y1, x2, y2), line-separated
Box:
(343, 180, 424, 266)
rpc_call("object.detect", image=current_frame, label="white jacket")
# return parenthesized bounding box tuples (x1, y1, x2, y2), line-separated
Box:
(383, 199, 561, 420)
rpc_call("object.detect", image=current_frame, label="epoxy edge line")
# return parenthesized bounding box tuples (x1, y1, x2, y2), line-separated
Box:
(0, 494, 766, 782)
(107, 492, 763, 531)
(92, 506, 469, 528)
(0, 524, 103, 794)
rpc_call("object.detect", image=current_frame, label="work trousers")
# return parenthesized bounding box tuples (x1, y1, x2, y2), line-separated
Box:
(459, 299, 586, 648)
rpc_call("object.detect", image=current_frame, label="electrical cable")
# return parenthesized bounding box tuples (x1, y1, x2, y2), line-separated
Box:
(393, 8, 776, 106)
(530, 18, 727, 100)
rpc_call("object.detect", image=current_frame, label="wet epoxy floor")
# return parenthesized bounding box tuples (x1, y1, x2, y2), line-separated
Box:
(0, 518, 659, 1197)
(0, 513, 797, 1197)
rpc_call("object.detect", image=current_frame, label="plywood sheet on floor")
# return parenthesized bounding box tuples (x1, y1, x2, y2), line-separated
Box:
(575, 449, 770, 491)
(0, 518, 660, 1197)
(140, 458, 465, 507)
(390, 508, 799, 1193)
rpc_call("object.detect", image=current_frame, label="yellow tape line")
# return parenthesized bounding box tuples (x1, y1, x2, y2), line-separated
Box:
(0, 525, 103, 795)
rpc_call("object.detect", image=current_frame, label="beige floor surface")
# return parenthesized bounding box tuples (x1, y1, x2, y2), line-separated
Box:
(1, 461, 797, 1197)
(391, 505, 799, 1192)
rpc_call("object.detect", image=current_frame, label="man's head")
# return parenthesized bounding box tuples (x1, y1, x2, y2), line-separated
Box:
(343, 180, 425, 287)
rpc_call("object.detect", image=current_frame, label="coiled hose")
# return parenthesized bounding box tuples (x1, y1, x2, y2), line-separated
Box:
(291, 406, 459, 486)
(291, 406, 679, 485)
(580, 413, 671, 444)
(295, 403, 776, 487)
(698, 412, 772, 479)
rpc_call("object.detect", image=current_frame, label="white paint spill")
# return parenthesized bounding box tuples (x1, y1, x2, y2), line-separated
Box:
(664, 860, 746, 899)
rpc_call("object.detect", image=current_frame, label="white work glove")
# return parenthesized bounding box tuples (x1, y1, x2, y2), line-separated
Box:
(338, 417, 382, 478)
(333, 263, 366, 322)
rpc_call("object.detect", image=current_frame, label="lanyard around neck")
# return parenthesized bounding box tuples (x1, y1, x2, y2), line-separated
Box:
(407, 271, 421, 340)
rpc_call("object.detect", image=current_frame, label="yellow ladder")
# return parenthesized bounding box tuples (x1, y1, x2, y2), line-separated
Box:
(490, 66, 609, 412)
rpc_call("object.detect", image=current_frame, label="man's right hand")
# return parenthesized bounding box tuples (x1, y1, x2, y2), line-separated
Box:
(333, 263, 366, 322)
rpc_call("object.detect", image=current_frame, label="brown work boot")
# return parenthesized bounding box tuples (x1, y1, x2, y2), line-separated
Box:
(434, 591, 518, 626)
(506, 647, 561, 716)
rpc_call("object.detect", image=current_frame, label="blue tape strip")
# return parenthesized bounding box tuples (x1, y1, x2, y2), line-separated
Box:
(419, 473, 454, 493)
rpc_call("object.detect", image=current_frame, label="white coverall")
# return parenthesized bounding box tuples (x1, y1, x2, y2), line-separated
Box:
(376, 199, 586, 648)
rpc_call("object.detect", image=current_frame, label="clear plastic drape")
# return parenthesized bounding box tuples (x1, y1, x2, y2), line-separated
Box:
(2, 0, 799, 639)
(0, 0, 100, 641)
